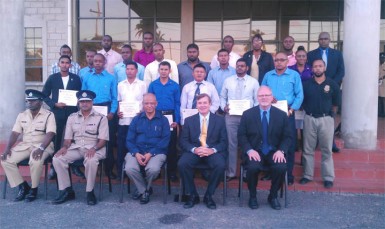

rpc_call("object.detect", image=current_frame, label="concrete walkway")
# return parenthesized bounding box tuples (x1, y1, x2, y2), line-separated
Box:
(0, 182, 384, 228)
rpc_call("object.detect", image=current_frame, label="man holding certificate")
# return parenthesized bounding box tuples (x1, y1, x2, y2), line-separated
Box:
(220, 58, 260, 182)
(261, 52, 304, 185)
(42, 55, 83, 179)
(116, 61, 147, 180)
(148, 61, 180, 182)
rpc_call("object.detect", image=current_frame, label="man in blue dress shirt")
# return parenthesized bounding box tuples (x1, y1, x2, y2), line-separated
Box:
(114, 44, 145, 82)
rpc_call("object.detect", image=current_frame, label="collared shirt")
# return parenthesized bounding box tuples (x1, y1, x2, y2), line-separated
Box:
(143, 59, 179, 88)
(65, 110, 109, 153)
(148, 78, 181, 123)
(12, 108, 56, 153)
(207, 65, 236, 95)
(220, 74, 260, 110)
(180, 80, 220, 113)
(98, 49, 123, 74)
(79, 66, 93, 81)
(259, 106, 271, 123)
(302, 77, 340, 115)
(117, 78, 147, 126)
(177, 60, 211, 90)
(133, 49, 155, 67)
(288, 64, 313, 82)
(113, 61, 145, 83)
(51, 61, 81, 75)
(262, 68, 304, 111)
(82, 70, 118, 113)
(126, 111, 171, 156)
(210, 51, 241, 69)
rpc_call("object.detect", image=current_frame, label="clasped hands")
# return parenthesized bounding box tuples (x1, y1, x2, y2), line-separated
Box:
(135, 152, 152, 166)
(194, 147, 214, 157)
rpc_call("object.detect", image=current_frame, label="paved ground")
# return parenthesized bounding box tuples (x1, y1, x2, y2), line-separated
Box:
(0, 182, 384, 229)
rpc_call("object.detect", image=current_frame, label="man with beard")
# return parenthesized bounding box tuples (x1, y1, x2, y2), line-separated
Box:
(98, 35, 123, 74)
(299, 59, 340, 189)
(282, 36, 296, 66)
(178, 43, 211, 90)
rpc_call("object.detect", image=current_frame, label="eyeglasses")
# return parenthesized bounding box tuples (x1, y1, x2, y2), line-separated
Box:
(274, 58, 288, 62)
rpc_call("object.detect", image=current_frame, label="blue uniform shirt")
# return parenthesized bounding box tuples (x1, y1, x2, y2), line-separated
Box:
(82, 70, 118, 113)
(262, 68, 304, 110)
(126, 111, 171, 156)
(113, 61, 145, 83)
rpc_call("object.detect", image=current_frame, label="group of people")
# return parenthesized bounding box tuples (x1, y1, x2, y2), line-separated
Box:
(1, 31, 344, 210)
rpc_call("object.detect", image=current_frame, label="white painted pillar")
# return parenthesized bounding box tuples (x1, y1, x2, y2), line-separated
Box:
(0, 1, 25, 142)
(341, 0, 381, 149)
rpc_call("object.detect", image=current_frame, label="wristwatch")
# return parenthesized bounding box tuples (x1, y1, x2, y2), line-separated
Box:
(93, 146, 98, 151)
(38, 146, 45, 151)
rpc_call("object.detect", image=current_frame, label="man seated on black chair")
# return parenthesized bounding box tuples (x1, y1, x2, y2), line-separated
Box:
(52, 90, 109, 205)
(178, 93, 228, 210)
(1, 89, 56, 202)
(125, 93, 170, 204)
(238, 86, 291, 210)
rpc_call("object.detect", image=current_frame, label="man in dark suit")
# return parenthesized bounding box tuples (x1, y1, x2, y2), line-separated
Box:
(178, 93, 228, 209)
(238, 86, 291, 210)
(42, 55, 83, 179)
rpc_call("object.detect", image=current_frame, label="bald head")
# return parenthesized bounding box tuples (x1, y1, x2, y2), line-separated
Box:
(318, 32, 331, 48)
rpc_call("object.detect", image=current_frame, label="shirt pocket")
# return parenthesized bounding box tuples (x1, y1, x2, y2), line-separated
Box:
(85, 124, 98, 136)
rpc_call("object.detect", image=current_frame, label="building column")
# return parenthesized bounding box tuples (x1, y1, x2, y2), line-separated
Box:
(180, 0, 193, 61)
(341, 0, 381, 149)
(0, 1, 25, 142)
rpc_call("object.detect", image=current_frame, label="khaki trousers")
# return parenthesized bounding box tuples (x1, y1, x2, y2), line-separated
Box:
(225, 115, 241, 178)
(302, 115, 335, 182)
(53, 147, 106, 192)
(1, 146, 52, 188)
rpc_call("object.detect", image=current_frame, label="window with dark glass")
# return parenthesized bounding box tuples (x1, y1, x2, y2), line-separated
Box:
(25, 27, 43, 82)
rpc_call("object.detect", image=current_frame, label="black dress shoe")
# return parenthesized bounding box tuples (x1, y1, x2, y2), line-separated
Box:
(140, 191, 150, 204)
(132, 190, 142, 200)
(248, 197, 259, 209)
(48, 167, 57, 180)
(14, 181, 30, 202)
(52, 187, 75, 205)
(183, 195, 200, 209)
(261, 173, 272, 181)
(332, 146, 340, 153)
(324, 181, 334, 189)
(268, 196, 281, 210)
(25, 188, 38, 202)
(299, 177, 312, 185)
(203, 195, 216, 209)
(87, 190, 97, 205)
(71, 166, 85, 178)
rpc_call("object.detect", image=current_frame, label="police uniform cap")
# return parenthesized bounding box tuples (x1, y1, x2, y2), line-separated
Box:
(25, 89, 46, 100)
(76, 90, 96, 101)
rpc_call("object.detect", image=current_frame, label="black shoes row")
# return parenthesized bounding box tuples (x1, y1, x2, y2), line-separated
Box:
(183, 194, 217, 209)
(248, 195, 281, 210)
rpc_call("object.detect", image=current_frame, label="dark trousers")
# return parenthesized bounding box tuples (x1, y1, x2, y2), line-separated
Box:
(167, 129, 178, 175)
(287, 114, 296, 180)
(54, 115, 66, 152)
(117, 125, 129, 177)
(246, 152, 286, 198)
(105, 114, 117, 175)
(178, 152, 226, 196)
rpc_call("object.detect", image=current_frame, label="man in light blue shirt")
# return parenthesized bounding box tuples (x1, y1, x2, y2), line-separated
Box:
(261, 52, 304, 185)
(114, 44, 145, 82)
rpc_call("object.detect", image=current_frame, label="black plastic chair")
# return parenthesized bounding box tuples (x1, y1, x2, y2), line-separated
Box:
(178, 163, 228, 205)
(238, 164, 288, 208)
(2, 157, 51, 200)
(119, 160, 170, 204)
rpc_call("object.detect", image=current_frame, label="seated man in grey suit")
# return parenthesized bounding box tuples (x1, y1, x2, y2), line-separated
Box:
(238, 86, 291, 210)
(178, 93, 228, 210)
(125, 93, 170, 204)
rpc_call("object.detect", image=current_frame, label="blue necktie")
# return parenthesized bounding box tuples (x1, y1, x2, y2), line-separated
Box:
(262, 111, 269, 155)
(192, 82, 202, 109)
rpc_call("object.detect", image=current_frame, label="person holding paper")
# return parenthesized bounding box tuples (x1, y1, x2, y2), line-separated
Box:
(178, 93, 228, 209)
(125, 93, 170, 204)
(82, 53, 118, 179)
(238, 86, 291, 210)
(220, 58, 259, 182)
(261, 52, 303, 185)
(42, 55, 84, 180)
(117, 61, 147, 180)
(148, 61, 180, 182)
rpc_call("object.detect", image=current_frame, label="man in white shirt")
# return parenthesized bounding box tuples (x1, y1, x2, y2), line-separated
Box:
(220, 58, 260, 181)
(210, 35, 241, 69)
(143, 43, 179, 88)
(117, 61, 147, 178)
(98, 35, 123, 74)
(181, 64, 220, 114)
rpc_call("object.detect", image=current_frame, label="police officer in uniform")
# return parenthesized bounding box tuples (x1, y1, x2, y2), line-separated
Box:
(1, 89, 56, 202)
(52, 90, 109, 205)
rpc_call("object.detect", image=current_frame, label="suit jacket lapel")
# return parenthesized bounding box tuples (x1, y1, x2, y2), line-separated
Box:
(56, 73, 64, 89)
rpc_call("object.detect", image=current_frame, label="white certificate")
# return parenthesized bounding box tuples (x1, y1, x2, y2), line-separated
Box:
(228, 100, 250, 116)
(295, 110, 305, 120)
(58, 89, 78, 106)
(164, 114, 173, 131)
(119, 101, 140, 118)
(93, 106, 108, 116)
(181, 108, 198, 125)
(272, 100, 288, 115)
